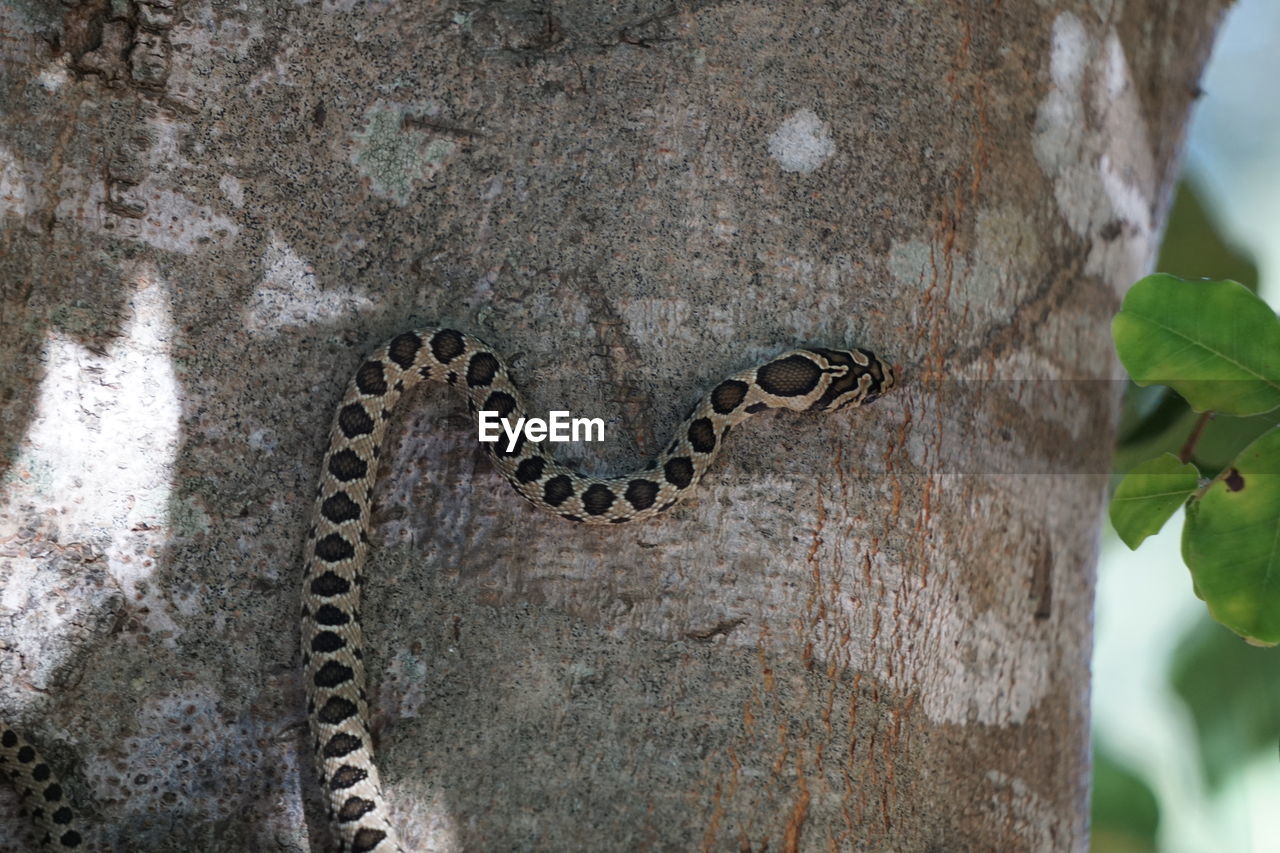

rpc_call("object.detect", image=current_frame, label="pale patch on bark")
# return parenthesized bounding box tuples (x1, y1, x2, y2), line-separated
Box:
(808, 522, 1055, 728)
(107, 183, 237, 253)
(218, 174, 244, 208)
(34, 60, 70, 93)
(351, 101, 457, 204)
(983, 770, 1059, 850)
(0, 145, 33, 217)
(619, 298, 738, 346)
(1035, 13, 1160, 291)
(972, 205, 1045, 323)
(4, 272, 180, 537)
(887, 209, 1044, 327)
(245, 236, 373, 332)
(768, 109, 836, 174)
(38, 112, 241, 253)
(2, 271, 184, 706)
(919, 596, 1053, 726)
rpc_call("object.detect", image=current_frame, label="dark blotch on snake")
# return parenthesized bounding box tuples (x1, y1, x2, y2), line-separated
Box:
(51, 807, 72, 824)
(321, 492, 361, 523)
(582, 484, 615, 515)
(315, 533, 355, 563)
(687, 418, 717, 453)
(17, 746, 34, 763)
(496, 433, 525, 458)
(711, 379, 748, 414)
(352, 828, 388, 853)
(33, 763, 50, 782)
(624, 479, 659, 510)
(42, 783, 62, 801)
(745, 402, 770, 414)
(312, 631, 345, 653)
(355, 361, 388, 396)
(328, 449, 367, 482)
(430, 329, 466, 363)
(337, 796, 377, 822)
(664, 457, 695, 489)
(60, 830, 82, 847)
(310, 572, 351, 597)
(318, 697, 358, 725)
(483, 390, 516, 419)
(314, 661, 355, 688)
(387, 331, 423, 369)
(466, 351, 500, 388)
(756, 354, 821, 396)
(337, 403, 375, 439)
(543, 475, 573, 506)
(1, 730, 16, 748)
(315, 605, 351, 626)
(515, 456, 545, 483)
(329, 764, 367, 790)
(323, 733, 362, 758)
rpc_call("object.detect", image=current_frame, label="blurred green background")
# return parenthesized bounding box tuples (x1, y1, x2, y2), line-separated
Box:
(1092, 2, 1280, 850)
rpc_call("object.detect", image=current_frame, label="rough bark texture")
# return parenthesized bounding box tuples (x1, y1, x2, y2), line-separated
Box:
(1, 2, 1225, 851)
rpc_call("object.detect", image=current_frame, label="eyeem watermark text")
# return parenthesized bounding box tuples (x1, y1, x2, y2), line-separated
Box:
(478, 411, 605, 452)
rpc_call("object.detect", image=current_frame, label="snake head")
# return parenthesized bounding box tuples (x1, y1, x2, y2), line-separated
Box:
(805, 347, 895, 411)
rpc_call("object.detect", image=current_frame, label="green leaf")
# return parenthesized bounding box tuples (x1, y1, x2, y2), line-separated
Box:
(1112, 274, 1280, 416)
(1169, 616, 1280, 790)
(1091, 746, 1160, 852)
(1109, 454, 1199, 549)
(1182, 427, 1280, 645)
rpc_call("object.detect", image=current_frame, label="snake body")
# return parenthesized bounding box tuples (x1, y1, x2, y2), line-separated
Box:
(302, 328, 892, 852)
(0, 725, 84, 849)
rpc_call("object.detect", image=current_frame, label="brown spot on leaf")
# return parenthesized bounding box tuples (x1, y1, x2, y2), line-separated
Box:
(1225, 468, 1245, 492)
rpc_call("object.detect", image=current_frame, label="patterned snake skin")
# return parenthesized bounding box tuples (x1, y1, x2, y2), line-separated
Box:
(302, 328, 892, 852)
(0, 725, 84, 849)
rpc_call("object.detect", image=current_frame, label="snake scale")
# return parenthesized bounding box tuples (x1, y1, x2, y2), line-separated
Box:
(2, 326, 892, 852)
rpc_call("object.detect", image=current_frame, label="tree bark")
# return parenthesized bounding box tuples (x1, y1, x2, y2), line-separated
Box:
(0, 1, 1226, 850)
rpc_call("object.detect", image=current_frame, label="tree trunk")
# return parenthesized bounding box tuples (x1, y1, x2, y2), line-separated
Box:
(1, 2, 1226, 850)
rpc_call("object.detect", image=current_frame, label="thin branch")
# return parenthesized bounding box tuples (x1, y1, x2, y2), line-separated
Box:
(1178, 411, 1214, 463)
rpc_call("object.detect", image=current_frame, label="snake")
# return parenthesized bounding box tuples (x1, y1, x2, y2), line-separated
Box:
(2, 327, 892, 852)
(302, 328, 892, 852)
